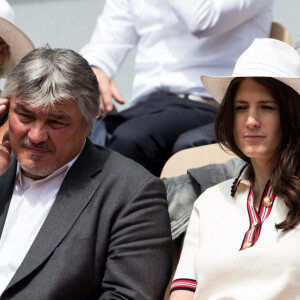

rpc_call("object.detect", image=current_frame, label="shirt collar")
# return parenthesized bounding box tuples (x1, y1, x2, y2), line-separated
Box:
(16, 140, 86, 189)
(230, 164, 252, 197)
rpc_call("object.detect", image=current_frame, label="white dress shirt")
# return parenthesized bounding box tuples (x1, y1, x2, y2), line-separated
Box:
(80, 0, 273, 105)
(0, 154, 80, 296)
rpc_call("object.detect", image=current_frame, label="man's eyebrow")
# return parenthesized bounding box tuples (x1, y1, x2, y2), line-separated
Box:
(15, 103, 72, 122)
(47, 112, 72, 122)
(15, 102, 33, 113)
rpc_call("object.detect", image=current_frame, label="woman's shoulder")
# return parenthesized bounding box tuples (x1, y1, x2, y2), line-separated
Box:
(194, 177, 237, 208)
(205, 177, 236, 194)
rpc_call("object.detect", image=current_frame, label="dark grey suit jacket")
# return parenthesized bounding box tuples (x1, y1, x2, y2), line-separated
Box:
(0, 139, 172, 300)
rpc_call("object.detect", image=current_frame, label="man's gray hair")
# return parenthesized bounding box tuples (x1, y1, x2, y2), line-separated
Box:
(2, 47, 100, 128)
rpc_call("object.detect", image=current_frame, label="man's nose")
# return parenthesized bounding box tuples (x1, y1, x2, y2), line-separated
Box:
(27, 122, 48, 143)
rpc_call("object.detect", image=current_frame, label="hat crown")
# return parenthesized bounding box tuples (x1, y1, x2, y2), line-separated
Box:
(0, 0, 15, 24)
(201, 38, 300, 103)
(233, 38, 300, 78)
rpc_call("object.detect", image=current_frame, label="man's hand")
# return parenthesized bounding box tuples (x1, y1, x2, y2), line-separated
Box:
(92, 67, 125, 117)
(0, 130, 11, 176)
(0, 97, 9, 115)
(0, 98, 11, 175)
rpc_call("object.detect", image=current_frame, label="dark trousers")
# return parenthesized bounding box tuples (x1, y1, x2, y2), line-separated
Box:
(171, 122, 216, 154)
(94, 92, 217, 176)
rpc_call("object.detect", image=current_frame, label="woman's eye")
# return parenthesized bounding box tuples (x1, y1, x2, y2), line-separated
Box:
(261, 105, 274, 110)
(235, 106, 247, 111)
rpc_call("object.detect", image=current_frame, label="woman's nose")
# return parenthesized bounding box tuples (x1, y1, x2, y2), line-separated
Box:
(245, 110, 260, 128)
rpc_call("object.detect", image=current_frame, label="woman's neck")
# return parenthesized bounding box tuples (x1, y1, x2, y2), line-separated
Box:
(251, 158, 274, 210)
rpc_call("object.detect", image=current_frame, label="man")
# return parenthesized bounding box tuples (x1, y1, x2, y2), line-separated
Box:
(81, 0, 273, 176)
(0, 47, 172, 299)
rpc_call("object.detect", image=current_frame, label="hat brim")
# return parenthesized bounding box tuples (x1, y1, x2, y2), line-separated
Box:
(201, 75, 300, 104)
(0, 17, 34, 78)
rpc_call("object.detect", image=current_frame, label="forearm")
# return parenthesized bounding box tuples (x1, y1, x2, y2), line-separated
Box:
(80, 0, 138, 78)
(170, 290, 194, 300)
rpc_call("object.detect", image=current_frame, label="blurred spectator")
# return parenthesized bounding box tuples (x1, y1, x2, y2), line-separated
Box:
(295, 35, 300, 55)
(0, 0, 34, 138)
(81, 0, 273, 176)
(0, 0, 34, 80)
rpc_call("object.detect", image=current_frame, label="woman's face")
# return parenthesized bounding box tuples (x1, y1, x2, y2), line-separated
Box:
(233, 78, 281, 165)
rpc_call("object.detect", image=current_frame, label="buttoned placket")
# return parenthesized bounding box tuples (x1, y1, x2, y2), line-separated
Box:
(240, 179, 275, 250)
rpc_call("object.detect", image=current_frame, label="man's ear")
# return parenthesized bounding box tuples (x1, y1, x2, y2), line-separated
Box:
(0, 44, 10, 64)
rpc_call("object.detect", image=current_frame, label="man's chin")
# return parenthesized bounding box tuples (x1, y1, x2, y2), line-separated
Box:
(20, 162, 59, 180)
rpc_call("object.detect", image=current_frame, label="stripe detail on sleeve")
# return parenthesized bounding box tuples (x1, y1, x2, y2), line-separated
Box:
(170, 278, 197, 294)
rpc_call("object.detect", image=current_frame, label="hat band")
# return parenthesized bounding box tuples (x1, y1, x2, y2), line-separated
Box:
(233, 62, 300, 78)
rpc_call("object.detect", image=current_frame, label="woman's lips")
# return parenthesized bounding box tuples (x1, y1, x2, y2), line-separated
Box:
(244, 135, 265, 141)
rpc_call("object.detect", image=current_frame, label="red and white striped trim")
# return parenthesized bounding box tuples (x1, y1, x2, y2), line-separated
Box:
(240, 180, 275, 250)
(170, 278, 197, 294)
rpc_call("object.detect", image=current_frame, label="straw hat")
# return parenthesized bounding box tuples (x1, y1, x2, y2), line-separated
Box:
(0, 0, 34, 78)
(201, 38, 300, 103)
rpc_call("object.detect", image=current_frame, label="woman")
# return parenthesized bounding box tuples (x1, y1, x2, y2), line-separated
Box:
(0, 0, 34, 149)
(170, 38, 300, 300)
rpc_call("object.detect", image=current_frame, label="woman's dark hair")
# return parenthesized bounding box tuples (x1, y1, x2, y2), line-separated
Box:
(215, 77, 300, 231)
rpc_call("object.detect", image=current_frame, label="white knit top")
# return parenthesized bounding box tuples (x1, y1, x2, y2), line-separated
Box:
(171, 167, 300, 299)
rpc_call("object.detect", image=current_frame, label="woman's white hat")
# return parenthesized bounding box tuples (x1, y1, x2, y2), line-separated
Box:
(0, 0, 34, 77)
(201, 38, 300, 103)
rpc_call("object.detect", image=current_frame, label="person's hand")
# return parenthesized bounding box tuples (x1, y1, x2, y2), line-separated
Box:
(92, 67, 125, 117)
(0, 97, 9, 116)
(0, 130, 11, 176)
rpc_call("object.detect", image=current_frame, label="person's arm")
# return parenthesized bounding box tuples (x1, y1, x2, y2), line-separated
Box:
(99, 176, 173, 299)
(91, 67, 124, 116)
(168, 0, 273, 37)
(80, 0, 138, 115)
(170, 290, 194, 300)
(0, 98, 10, 175)
(169, 199, 201, 299)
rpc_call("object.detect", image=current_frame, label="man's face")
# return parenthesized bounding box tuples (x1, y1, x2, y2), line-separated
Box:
(9, 96, 90, 180)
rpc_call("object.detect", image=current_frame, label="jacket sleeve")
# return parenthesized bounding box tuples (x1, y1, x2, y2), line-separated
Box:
(168, 0, 273, 37)
(80, 0, 138, 78)
(162, 174, 199, 240)
(99, 176, 173, 300)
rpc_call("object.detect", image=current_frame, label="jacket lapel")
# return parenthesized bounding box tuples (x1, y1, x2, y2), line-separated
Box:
(6, 139, 103, 290)
(0, 158, 17, 237)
